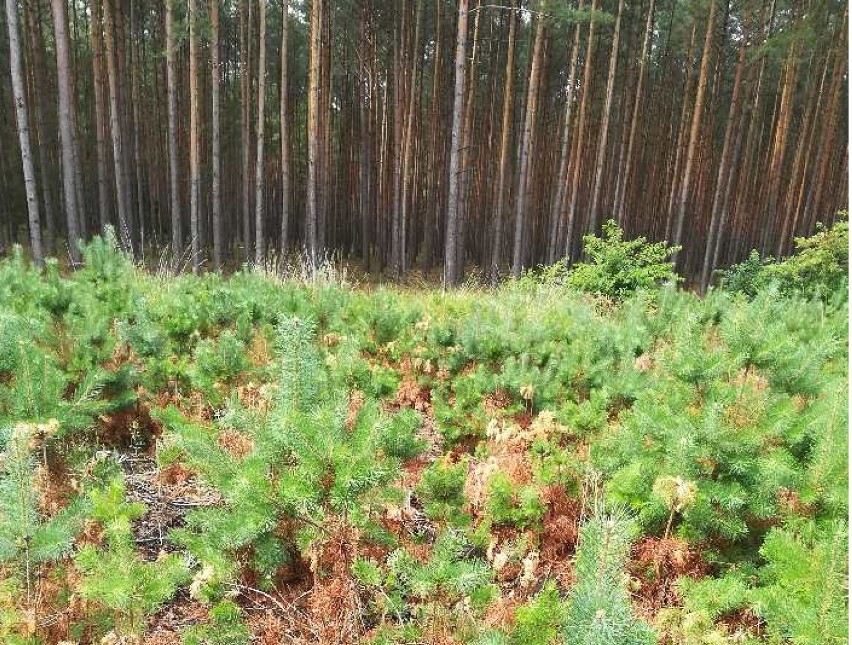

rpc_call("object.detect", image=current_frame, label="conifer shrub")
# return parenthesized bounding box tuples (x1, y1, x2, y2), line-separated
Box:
(189, 329, 249, 404)
(485, 473, 544, 529)
(181, 600, 250, 645)
(0, 422, 86, 598)
(519, 220, 680, 299)
(384, 530, 494, 636)
(159, 315, 424, 597)
(75, 477, 190, 639)
(720, 216, 848, 301)
(510, 580, 567, 645)
(562, 509, 656, 645)
(416, 459, 470, 526)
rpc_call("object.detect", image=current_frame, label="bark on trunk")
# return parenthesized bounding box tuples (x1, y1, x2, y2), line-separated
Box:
(6, 0, 43, 266)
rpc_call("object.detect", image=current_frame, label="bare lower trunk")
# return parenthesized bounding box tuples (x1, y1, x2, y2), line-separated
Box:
(489, 0, 516, 282)
(6, 0, 43, 266)
(165, 0, 181, 265)
(189, 0, 201, 271)
(510, 14, 544, 278)
(89, 0, 110, 235)
(546, 0, 584, 265)
(280, 0, 290, 256)
(103, 0, 132, 253)
(588, 0, 625, 234)
(613, 0, 655, 224)
(443, 0, 468, 286)
(672, 0, 717, 252)
(211, 0, 223, 268)
(51, 0, 81, 264)
(701, 24, 747, 291)
(254, 0, 267, 265)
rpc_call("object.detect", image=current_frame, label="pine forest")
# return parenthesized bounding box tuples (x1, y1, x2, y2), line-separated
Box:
(0, 0, 849, 644)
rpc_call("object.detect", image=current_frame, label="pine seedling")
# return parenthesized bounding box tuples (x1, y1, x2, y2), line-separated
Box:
(563, 508, 656, 645)
(0, 422, 85, 603)
(75, 477, 189, 639)
(181, 600, 250, 645)
(164, 316, 422, 597)
(510, 580, 567, 645)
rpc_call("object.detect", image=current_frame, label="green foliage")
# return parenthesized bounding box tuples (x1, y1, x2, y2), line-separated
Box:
(485, 473, 544, 529)
(181, 600, 250, 645)
(752, 524, 848, 645)
(510, 580, 567, 645)
(162, 315, 423, 596)
(566, 220, 681, 299)
(0, 422, 86, 577)
(75, 477, 189, 638)
(416, 459, 470, 525)
(671, 522, 848, 645)
(720, 217, 848, 300)
(189, 329, 249, 404)
(385, 529, 494, 630)
(0, 232, 846, 644)
(381, 408, 427, 462)
(563, 510, 656, 645)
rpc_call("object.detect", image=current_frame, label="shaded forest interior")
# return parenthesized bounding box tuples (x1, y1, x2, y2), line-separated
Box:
(0, 0, 847, 287)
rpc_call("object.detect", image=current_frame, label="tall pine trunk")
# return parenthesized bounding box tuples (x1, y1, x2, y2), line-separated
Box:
(306, 0, 322, 265)
(89, 0, 110, 235)
(564, 0, 599, 260)
(613, 0, 655, 224)
(546, 0, 584, 264)
(189, 0, 201, 271)
(443, 0, 468, 286)
(510, 13, 544, 278)
(280, 0, 290, 256)
(50, 0, 81, 264)
(672, 0, 717, 252)
(588, 0, 624, 235)
(103, 0, 132, 253)
(6, 0, 43, 266)
(254, 0, 267, 265)
(211, 0, 223, 268)
(489, 0, 516, 281)
(165, 0, 181, 266)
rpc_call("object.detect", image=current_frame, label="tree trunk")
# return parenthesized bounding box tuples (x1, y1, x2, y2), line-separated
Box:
(6, 0, 43, 267)
(26, 0, 56, 253)
(89, 0, 110, 235)
(130, 0, 144, 247)
(443, 0, 468, 286)
(587, 0, 625, 235)
(546, 0, 584, 265)
(207, 0, 221, 267)
(803, 16, 846, 233)
(50, 0, 81, 264)
(189, 0, 201, 271)
(613, 0, 655, 224)
(489, 0, 516, 281)
(165, 0, 181, 266)
(254, 0, 267, 265)
(399, 0, 422, 276)
(510, 13, 544, 278)
(700, 19, 746, 291)
(306, 0, 322, 265)
(280, 0, 290, 257)
(103, 0, 132, 253)
(564, 0, 599, 260)
(672, 0, 717, 252)
(240, 0, 253, 260)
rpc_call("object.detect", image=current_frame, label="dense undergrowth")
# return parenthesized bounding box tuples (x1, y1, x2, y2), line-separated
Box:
(0, 221, 847, 644)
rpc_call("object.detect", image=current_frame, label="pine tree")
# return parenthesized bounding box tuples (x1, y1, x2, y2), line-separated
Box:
(562, 509, 656, 645)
